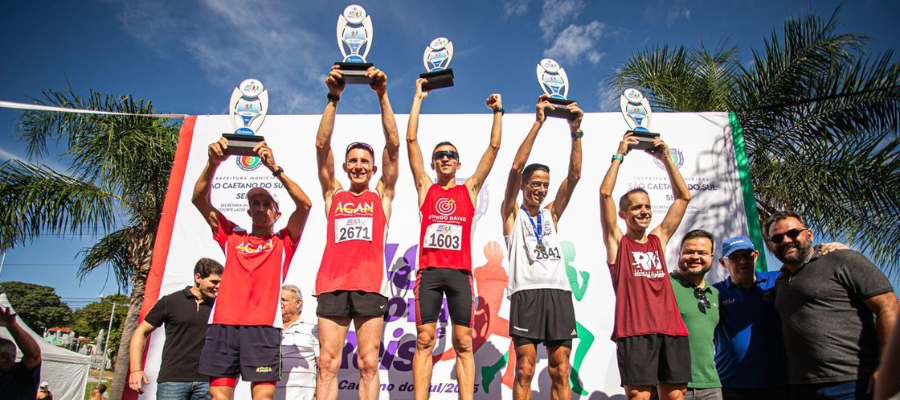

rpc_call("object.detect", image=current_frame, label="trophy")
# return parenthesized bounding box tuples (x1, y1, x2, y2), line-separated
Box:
(419, 37, 454, 90)
(535, 58, 577, 120)
(223, 79, 267, 157)
(335, 4, 374, 84)
(619, 88, 660, 150)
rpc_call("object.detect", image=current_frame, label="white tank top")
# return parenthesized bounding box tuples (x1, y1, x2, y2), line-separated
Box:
(505, 207, 571, 296)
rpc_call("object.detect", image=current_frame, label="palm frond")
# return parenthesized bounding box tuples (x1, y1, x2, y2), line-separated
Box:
(78, 227, 135, 289)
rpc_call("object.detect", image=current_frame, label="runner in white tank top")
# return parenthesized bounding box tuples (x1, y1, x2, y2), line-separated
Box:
(499, 94, 583, 400)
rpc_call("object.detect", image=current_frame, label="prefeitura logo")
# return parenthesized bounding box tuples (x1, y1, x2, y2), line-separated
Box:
(654, 148, 685, 170)
(236, 155, 262, 171)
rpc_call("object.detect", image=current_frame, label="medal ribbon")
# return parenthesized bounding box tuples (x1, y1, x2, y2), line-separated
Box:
(521, 205, 543, 246)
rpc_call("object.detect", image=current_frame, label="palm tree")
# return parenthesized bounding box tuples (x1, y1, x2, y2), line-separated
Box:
(0, 87, 180, 399)
(609, 8, 900, 272)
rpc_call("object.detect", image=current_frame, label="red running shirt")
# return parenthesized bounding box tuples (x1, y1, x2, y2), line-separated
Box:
(608, 234, 688, 340)
(418, 184, 475, 271)
(316, 189, 389, 297)
(212, 212, 297, 327)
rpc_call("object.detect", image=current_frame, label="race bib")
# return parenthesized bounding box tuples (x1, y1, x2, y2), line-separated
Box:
(334, 217, 373, 243)
(526, 237, 561, 262)
(423, 223, 462, 251)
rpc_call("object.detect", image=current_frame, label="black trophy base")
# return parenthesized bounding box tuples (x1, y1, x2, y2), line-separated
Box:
(626, 130, 661, 151)
(420, 69, 455, 90)
(222, 133, 265, 157)
(546, 98, 576, 120)
(335, 62, 374, 85)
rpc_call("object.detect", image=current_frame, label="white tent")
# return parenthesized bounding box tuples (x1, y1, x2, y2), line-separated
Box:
(0, 293, 91, 400)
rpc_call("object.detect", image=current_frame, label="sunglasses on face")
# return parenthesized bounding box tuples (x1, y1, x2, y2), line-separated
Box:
(694, 287, 711, 314)
(433, 150, 459, 161)
(346, 142, 375, 154)
(769, 228, 808, 244)
(727, 251, 757, 263)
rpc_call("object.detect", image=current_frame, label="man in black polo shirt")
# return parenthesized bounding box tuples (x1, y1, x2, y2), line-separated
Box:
(129, 258, 223, 400)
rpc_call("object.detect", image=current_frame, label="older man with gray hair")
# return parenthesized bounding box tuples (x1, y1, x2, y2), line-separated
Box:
(277, 285, 319, 400)
(0, 306, 42, 400)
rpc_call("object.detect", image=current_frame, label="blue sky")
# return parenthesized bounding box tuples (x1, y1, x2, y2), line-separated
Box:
(1, 0, 898, 306)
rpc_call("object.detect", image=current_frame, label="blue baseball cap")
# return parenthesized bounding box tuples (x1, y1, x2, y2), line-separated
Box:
(722, 236, 756, 257)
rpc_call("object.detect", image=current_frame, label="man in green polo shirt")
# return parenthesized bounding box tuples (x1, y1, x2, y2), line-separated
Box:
(670, 229, 721, 400)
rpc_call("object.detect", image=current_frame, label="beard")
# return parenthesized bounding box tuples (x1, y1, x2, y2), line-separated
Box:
(679, 263, 711, 277)
(775, 239, 814, 264)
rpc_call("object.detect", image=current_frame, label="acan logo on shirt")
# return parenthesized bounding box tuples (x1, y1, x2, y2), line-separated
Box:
(336, 201, 374, 214)
(235, 240, 274, 255)
(632, 251, 665, 278)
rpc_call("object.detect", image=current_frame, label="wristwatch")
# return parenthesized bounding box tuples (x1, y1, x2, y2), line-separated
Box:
(571, 129, 583, 139)
(327, 93, 340, 102)
(493, 107, 505, 115)
(272, 167, 284, 177)
(611, 154, 625, 163)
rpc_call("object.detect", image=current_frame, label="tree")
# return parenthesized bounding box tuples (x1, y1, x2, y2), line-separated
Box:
(71, 294, 129, 363)
(0, 281, 72, 332)
(609, 8, 900, 272)
(0, 87, 180, 400)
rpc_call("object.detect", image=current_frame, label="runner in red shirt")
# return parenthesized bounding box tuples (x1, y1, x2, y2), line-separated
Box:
(406, 77, 503, 400)
(193, 140, 312, 400)
(599, 133, 692, 400)
(314, 65, 399, 400)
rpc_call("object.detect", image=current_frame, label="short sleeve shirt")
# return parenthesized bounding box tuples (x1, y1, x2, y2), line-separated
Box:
(774, 250, 894, 384)
(0, 361, 40, 400)
(143, 287, 213, 382)
(670, 272, 721, 389)
(279, 320, 319, 390)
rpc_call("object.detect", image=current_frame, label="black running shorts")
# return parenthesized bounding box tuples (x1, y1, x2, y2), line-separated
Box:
(316, 290, 388, 318)
(415, 267, 475, 327)
(616, 334, 691, 386)
(509, 289, 577, 346)
(199, 324, 281, 382)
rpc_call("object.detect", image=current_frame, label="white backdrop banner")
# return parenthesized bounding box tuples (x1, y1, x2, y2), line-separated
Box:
(134, 111, 756, 400)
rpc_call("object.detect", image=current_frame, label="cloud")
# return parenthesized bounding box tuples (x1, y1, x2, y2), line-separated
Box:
(0, 146, 25, 163)
(666, 5, 691, 27)
(544, 21, 607, 65)
(643, 0, 691, 28)
(500, 0, 530, 17)
(539, 0, 585, 40)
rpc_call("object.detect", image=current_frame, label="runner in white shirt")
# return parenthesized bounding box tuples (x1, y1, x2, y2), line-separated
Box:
(277, 285, 319, 400)
(500, 94, 583, 400)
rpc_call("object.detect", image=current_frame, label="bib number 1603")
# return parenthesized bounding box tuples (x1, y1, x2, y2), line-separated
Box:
(423, 223, 462, 251)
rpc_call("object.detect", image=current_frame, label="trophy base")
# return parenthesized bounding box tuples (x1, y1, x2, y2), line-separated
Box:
(335, 62, 374, 84)
(626, 129, 661, 151)
(222, 133, 265, 157)
(546, 98, 576, 120)
(420, 69, 455, 90)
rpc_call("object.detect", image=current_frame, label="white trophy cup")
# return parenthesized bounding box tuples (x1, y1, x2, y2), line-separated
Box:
(535, 58, 577, 120)
(420, 37, 455, 90)
(335, 4, 374, 84)
(619, 88, 659, 150)
(224, 79, 268, 157)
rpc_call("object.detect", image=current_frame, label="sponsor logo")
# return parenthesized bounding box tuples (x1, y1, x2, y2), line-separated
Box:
(435, 198, 457, 216)
(255, 366, 273, 373)
(235, 240, 274, 255)
(571, 329, 577, 335)
(632, 251, 666, 278)
(513, 326, 529, 332)
(336, 201, 374, 214)
(721, 298, 736, 306)
(236, 155, 262, 171)
(654, 148, 685, 170)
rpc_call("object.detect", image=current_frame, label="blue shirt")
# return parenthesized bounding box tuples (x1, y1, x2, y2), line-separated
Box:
(713, 271, 788, 388)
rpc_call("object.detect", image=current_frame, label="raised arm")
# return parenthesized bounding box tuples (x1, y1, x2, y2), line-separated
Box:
(0, 307, 40, 369)
(254, 141, 312, 243)
(370, 68, 400, 219)
(465, 94, 504, 199)
(128, 321, 157, 393)
(599, 134, 638, 264)
(549, 102, 584, 225)
(649, 138, 691, 248)
(315, 66, 346, 209)
(406, 78, 433, 205)
(192, 138, 228, 233)
(502, 95, 552, 236)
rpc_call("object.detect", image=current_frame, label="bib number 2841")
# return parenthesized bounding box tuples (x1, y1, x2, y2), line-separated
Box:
(424, 223, 462, 251)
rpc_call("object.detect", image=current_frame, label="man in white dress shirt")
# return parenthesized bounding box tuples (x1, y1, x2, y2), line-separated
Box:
(277, 285, 319, 400)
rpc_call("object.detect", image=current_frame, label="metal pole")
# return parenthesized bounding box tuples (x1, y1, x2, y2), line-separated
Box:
(96, 301, 116, 389)
(0, 251, 6, 280)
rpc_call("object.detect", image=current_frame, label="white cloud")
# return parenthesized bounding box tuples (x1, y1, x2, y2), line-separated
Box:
(0, 146, 25, 163)
(544, 21, 607, 65)
(500, 0, 530, 17)
(539, 0, 585, 40)
(666, 5, 691, 27)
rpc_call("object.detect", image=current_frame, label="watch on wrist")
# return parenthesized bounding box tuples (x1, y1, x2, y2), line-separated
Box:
(571, 129, 583, 139)
(272, 166, 284, 177)
(493, 107, 505, 115)
(611, 154, 625, 163)
(327, 93, 340, 102)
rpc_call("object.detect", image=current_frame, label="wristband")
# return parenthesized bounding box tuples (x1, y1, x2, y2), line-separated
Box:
(272, 167, 284, 177)
(493, 107, 505, 115)
(611, 154, 625, 163)
(327, 93, 340, 102)
(571, 129, 583, 139)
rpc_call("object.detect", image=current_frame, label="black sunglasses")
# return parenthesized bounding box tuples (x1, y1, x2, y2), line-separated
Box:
(694, 287, 711, 314)
(769, 228, 808, 244)
(433, 150, 459, 161)
(727, 251, 757, 263)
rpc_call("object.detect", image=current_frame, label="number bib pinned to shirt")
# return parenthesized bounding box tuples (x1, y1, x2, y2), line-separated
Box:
(335, 217, 373, 243)
(423, 223, 462, 250)
(526, 236, 561, 261)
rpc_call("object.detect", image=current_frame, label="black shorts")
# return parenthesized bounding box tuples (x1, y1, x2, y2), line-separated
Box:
(199, 324, 281, 382)
(316, 291, 388, 317)
(509, 289, 577, 345)
(415, 267, 474, 327)
(616, 334, 691, 386)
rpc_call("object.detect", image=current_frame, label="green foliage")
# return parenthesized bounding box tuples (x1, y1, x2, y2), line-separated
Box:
(71, 294, 129, 360)
(609, 7, 900, 271)
(0, 281, 72, 332)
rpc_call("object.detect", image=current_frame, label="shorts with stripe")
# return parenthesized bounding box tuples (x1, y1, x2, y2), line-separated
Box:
(415, 267, 475, 327)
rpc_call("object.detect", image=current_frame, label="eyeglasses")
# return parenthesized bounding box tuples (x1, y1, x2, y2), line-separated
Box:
(769, 228, 808, 244)
(694, 287, 711, 314)
(433, 150, 459, 161)
(727, 251, 757, 263)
